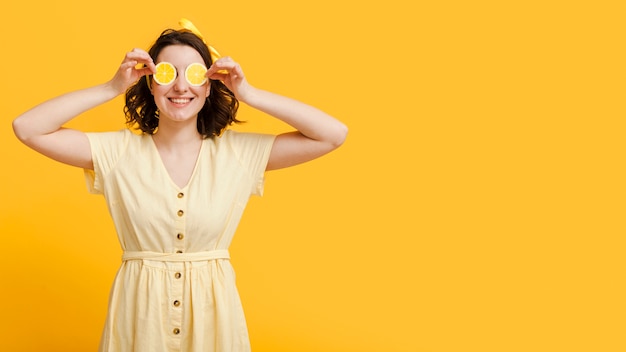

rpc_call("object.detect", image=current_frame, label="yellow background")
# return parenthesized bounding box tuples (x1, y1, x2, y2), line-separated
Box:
(2, 1, 624, 351)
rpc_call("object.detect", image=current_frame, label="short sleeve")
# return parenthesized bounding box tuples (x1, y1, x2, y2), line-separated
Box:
(222, 130, 276, 197)
(83, 129, 132, 194)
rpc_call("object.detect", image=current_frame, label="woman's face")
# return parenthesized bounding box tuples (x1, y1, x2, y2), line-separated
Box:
(150, 44, 210, 126)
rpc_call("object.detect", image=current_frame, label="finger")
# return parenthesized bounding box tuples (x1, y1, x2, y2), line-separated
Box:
(208, 65, 242, 79)
(209, 56, 236, 68)
(130, 47, 148, 54)
(135, 66, 155, 77)
(124, 49, 155, 69)
(219, 57, 244, 76)
(206, 66, 230, 77)
(206, 59, 228, 74)
(229, 63, 244, 78)
(207, 71, 229, 81)
(128, 47, 152, 59)
(119, 59, 155, 77)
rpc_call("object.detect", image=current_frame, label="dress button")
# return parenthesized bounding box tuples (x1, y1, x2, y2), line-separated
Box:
(173, 300, 181, 307)
(177, 210, 184, 217)
(177, 233, 184, 240)
(177, 192, 184, 198)
(173, 328, 181, 335)
(175, 272, 182, 279)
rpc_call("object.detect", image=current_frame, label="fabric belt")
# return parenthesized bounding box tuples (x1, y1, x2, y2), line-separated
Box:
(122, 249, 230, 262)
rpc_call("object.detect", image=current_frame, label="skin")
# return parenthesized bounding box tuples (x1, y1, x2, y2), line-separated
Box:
(12, 45, 348, 187)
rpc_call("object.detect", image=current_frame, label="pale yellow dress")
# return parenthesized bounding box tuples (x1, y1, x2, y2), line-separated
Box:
(84, 128, 275, 352)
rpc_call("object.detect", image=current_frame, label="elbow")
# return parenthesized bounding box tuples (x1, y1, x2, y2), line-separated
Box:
(12, 117, 28, 143)
(12, 116, 39, 146)
(331, 122, 349, 148)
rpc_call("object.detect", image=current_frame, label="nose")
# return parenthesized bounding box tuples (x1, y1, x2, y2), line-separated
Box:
(172, 75, 189, 92)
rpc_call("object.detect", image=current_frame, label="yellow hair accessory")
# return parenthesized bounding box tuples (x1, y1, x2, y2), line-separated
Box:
(179, 18, 222, 64)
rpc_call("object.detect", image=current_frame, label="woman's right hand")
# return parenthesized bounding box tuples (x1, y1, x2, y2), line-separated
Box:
(108, 48, 156, 95)
(12, 48, 157, 170)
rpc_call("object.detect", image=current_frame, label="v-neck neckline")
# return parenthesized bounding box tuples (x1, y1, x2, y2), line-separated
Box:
(148, 134, 204, 191)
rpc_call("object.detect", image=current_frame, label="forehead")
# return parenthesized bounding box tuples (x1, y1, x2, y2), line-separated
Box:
(155, 44, 204, 65)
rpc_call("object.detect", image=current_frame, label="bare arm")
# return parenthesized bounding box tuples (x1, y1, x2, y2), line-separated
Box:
(12, 49, 156, 169)
(206, 57, 348, 171)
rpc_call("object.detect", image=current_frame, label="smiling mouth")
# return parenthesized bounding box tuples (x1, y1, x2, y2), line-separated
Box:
(169, 98, 193, 104)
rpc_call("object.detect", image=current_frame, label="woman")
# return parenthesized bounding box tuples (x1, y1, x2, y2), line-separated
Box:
(12, 21, 347, 352)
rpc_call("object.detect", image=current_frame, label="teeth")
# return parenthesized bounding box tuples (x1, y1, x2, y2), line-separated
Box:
(170, 98, 191, 104)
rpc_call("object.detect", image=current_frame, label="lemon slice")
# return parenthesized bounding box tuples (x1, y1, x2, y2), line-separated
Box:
(153, 62, 177, 85)
(185, 63, 208, 86)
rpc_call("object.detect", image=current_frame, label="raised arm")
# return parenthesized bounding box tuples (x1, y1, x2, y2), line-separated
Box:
(12, 49, 156, 169)
(206, 57, 348, 171)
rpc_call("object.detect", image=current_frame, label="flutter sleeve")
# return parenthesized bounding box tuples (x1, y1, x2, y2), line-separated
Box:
(83, 129, 132, 194)
(223, 130, 276, 197)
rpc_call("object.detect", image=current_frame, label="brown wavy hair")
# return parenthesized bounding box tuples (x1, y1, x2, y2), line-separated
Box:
(124, 29, 242, 137)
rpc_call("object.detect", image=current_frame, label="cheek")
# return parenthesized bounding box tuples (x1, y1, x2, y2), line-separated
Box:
(191, 86, 210, 99)
(152, 84, 168, 96)
(150, 88, 164, 104)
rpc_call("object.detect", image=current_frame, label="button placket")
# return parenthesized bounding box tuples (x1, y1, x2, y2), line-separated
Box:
(169, 265, 184, 345)
(174, 191, 187, 253)
(170, 191, 186, 344)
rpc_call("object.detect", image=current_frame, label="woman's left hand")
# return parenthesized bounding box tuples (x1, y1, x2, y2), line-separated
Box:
(205, 57, 254, 102)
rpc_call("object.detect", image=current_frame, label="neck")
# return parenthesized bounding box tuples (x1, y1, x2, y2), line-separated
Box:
(153, 120, 202, 150)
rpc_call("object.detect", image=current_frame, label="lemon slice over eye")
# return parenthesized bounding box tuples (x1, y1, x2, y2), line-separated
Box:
(185, 63, 208, 86)
(153, 62, 177, 85)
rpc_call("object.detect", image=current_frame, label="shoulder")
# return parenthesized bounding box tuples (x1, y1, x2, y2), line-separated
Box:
(216, 129, 275, 149)
(212, 130, 276, 175)
(86, 129, 143, 156)
(87, 128, 146, 145)
(86, 128, 136, 143)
